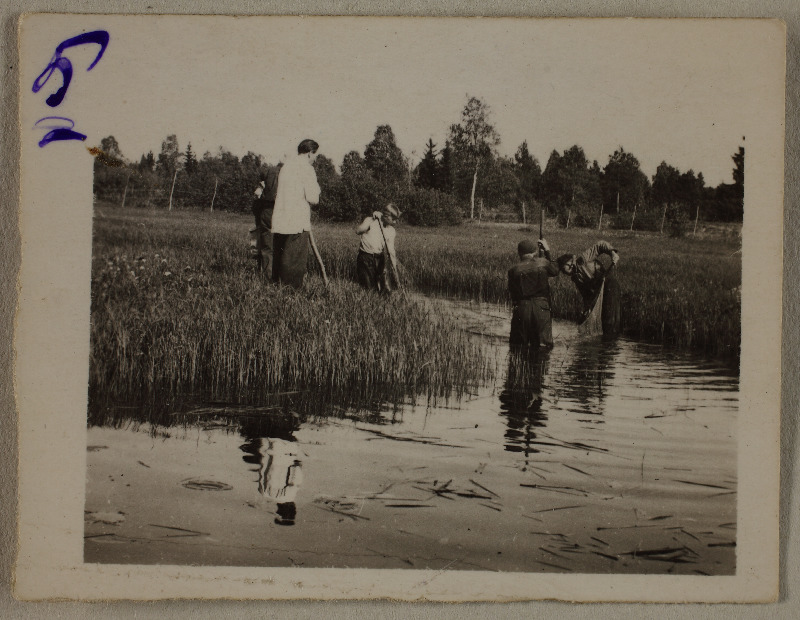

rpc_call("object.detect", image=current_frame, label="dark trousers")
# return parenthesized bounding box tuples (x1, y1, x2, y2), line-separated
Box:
(601, 269, 622, 338)
(252, 204, 274, 279)
(272, 231, 309, 289)
(510, 298, 553, 350)
(356, 250, 387, 292)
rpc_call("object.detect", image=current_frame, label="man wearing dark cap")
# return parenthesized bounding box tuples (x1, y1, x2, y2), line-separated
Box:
(508, 238, 559, 350)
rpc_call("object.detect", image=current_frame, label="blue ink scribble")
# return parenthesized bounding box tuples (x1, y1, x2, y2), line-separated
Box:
(35, 116, 87, 147)
(32, 30, 110, 107)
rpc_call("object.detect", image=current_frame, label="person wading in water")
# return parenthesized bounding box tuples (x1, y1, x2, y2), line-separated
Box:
(507, 238, 559, 352)
(557, 240, 621, 337)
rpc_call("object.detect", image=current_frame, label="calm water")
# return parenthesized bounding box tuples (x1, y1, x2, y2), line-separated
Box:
(85, 301, 738, 574)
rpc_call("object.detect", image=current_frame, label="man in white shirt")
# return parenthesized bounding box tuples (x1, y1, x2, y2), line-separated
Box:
(271, 139, 321, 288)
(355, 203, 400, 292)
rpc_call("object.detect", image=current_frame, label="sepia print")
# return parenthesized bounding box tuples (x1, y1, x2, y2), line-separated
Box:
(14, 14, 783, 601)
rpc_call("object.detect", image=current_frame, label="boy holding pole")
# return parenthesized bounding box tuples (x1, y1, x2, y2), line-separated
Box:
(355, 203, 401, 293)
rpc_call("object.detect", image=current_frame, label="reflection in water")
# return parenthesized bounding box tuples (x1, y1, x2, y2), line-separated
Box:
(499, 349, 551, 459)
(556, 337, 620, 415)
(499, 337, 624, 457)
(238, 415, 303, 526)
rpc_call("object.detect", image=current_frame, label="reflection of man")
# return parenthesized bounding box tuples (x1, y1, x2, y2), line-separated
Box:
(259, 438, 304, 526)
(499, 349, 551, 460)
(271, 139, 321, 288)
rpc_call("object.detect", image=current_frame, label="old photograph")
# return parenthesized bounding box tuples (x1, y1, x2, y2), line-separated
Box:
(14, 14, 783, 601)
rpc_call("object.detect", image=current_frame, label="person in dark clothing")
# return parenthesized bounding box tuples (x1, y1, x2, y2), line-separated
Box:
(251, 163, 281, 279)
(508, 238, 559, 350)
(556, 240, 621, 336)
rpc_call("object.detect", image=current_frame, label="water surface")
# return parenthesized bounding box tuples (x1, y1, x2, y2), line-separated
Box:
(85, 301, 737, 574)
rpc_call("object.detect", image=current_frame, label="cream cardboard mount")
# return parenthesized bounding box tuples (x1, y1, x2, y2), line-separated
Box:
(14, 14, 783, 602)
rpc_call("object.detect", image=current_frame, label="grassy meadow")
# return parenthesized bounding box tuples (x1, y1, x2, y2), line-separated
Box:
(89, 203, 740, 424)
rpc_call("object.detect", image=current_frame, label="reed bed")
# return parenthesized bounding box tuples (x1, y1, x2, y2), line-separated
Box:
(90, 203, 740, 428)
(89, 206, 494, 425)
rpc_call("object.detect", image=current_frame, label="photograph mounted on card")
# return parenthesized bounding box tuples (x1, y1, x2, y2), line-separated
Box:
(15, 14, 784, 602)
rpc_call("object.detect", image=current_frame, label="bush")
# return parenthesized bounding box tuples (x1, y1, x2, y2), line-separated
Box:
(667, 204, 690, 238)
(397, 187, 463, 227)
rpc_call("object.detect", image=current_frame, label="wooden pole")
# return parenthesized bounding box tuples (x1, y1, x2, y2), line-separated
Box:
(210, 177, 218, 212)
(597, 203, 604, 231)
(660, 203, 668, 234)
(121, 171, 131, 208)
(539, 204, 544, 239)
(168, 169, 179, 211)
(308, 231, 329, 286)
(521, 201, 526, 225)
(616, 190, 620, 213)
(566, 209, 571, 229)
(376, 216, 402, 291)
(538, 205, 544, 256)
(693, 203, 700, 235)
(630, 202, 637, 231)
(470, 165, 478, 219)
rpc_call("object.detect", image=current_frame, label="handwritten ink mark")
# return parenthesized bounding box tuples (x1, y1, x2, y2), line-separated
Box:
(34, 116, 86, 147)
(32, 30, 109, 107)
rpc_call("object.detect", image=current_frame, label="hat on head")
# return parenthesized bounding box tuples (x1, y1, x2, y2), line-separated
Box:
(518, 239, 537, 255)
(383, 203, 401, 219)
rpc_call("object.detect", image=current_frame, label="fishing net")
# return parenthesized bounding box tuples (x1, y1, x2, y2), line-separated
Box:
(578, 279, 605, 337)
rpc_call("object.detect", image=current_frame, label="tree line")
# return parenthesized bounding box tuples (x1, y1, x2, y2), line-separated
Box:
(93, 95, 744, 231)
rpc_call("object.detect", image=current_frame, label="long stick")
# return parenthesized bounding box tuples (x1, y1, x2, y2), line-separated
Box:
(376, 216, 402, 291)
(308, 230, 328, 286)
(538, 205, 544, 256)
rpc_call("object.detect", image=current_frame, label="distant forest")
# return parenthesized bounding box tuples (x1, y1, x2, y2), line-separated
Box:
(93, 96, 744, 231)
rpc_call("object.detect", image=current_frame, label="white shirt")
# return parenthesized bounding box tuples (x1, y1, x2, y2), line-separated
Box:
(259, 439, 303, 501)
(271, 154, 321, 234)
(358, 218, 396, 256)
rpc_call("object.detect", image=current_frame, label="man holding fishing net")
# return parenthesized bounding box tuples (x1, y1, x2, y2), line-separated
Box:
(355, 203, 401, 293)
(508, 238, 559, 351)
(557, 241, 622, 337)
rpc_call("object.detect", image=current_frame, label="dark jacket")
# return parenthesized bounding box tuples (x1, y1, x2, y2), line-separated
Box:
(508, 255, 559, 303)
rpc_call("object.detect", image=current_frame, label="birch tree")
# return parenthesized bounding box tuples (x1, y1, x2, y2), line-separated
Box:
(448, 96, 500, 219)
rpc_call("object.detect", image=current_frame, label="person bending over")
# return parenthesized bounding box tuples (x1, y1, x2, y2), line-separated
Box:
(557, 240, 621, 336)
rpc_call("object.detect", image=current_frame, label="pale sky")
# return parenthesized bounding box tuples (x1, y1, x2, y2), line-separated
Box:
(40, 16, 782, 186)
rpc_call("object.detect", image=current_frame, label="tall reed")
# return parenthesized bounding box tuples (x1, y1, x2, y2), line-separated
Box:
(89, 206, 494, 426)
